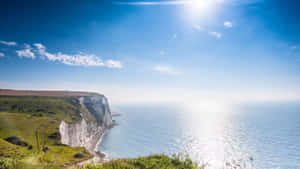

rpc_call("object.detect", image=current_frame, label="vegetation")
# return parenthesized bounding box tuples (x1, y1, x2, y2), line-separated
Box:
(1, 154, 203, 169)
(84, 154, 201, 169)
(0, 96, 83, 123)
(0, 96, 92, 168)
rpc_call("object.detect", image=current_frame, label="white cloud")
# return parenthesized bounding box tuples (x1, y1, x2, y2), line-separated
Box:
(56, 52, 105, 66)
(33, 43, 45, 50)
(16, 49, 35, 59)
(33, 43, 57, 60)
(0, 40, 17, 46)
(32, 43, 122, 68)
(153, 65, 182, 75)
(209, 31, 222, 39)
(106, 60, 123, 68)
(4, 41, 121, 68)
(16, 44, 35, 59)
(224, 21, 233, 28)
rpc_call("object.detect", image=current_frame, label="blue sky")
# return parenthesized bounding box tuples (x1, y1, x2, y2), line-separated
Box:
(1, 0, 300, 106)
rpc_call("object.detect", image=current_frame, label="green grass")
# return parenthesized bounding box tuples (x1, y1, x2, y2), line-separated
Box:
(81, 154, 203, 169)
(0, 138, 31, 159)
(1, 154, 203, 169)
(41, 146, 92, 166)
(0, 112, 93, 167)
(0, 96, 93, 168)
(0, 112, 60, 147)
(0, 96, 83, 123)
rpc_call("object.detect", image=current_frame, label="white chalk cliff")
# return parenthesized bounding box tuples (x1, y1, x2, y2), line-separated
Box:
(59, 96, 113, 155)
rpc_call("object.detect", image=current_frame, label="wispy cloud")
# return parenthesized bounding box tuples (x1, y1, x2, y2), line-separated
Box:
(16, 44, 35, 59)
(55, 52, 105, 66)
(209, 31, 222, 39)
(224, 21, 233, 28)
(34, 43, 45, 50)
(8, 42, 122, 68)
(153, 65, 182, 75)
(113, 0, 189, 5)
(33, 43, 57, 61)
(0, 40, 17, 46)
(0, 52, 4, 57)
(105, 60, 123, 68)
(32, 43, 122, 68)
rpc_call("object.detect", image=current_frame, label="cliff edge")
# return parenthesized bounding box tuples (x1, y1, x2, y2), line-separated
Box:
(0, 89, 114, 165)
(59, 96, 114, 157)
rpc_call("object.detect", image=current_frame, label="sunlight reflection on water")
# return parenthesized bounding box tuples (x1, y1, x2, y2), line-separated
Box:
(100, 102, 300, 169)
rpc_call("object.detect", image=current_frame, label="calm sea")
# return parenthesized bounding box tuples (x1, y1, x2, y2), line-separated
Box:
(99, 102, 300, 169)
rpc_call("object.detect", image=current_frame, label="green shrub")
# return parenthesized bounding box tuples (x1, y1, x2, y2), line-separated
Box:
(83, 154, 202, 169)
(0, 158, 26, 169)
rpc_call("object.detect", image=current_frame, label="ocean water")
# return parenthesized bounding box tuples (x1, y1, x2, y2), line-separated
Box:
(99, 102, 300, 169)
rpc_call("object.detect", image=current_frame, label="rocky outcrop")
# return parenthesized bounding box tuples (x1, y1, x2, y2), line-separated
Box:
(80, 96, 113, 128)
(59, 96, 113, 154)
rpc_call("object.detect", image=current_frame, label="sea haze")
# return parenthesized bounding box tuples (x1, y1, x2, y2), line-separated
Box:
(99, 102, 300, 169)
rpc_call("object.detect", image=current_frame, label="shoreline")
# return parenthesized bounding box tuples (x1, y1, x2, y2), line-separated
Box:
(75, 131, 106, 166)
(78, 96, 112, 164)
(76, 124, 114, 166)
(59, 96, 116, 167)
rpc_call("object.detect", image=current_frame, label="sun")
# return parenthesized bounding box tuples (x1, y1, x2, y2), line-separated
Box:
(183, 0, 222, 23)
(192, 0, 214, 10)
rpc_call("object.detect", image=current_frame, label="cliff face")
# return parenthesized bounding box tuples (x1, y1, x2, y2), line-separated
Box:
(81, 96, 113, 128)
(59, 96, 113, 153)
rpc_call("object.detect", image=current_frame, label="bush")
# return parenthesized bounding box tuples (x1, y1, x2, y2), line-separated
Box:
(4, 136, 28, 147)
(0, 158, 26, 169)
(74, 153, 86, 158)
(83, 154, 201, 169)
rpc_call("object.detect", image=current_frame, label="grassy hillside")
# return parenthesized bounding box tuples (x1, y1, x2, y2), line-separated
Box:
(0, 96, 83, 122)
(0, 96, 93, 168)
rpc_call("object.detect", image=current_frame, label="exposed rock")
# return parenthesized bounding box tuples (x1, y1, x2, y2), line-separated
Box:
(59, 96, 113, 157)
(59, 119, 103, 152)
(81, 96, 113, 127)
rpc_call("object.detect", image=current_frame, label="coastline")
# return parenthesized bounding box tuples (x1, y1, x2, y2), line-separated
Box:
(60, 96, 115, 166)
(94, 130, 108, 158)
(76, 125, 113, 166)
(0, 90, 115, 167)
